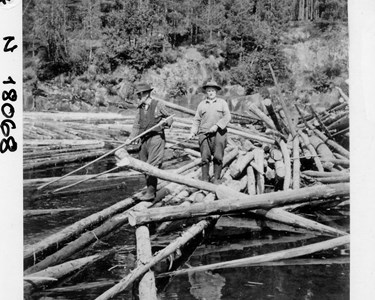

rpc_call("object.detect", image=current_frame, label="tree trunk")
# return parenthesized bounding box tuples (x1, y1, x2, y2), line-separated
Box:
(119, 155, 347, 236)
(229, 151, 254, 179)
(135, 226, 157, 300)
(246, 166, 256, 195)
(160, 235, 349, 276)
(298, 130, 324, 171)
(127, 183, 349, 227)
(24, 253, 106, 294)
(292, 136, 301, 189)
(279, 140, 292, 190)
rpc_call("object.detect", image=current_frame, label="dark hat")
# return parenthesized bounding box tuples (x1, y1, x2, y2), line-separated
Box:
(202, 80, 221, 91)
(134, 83, 153, 95)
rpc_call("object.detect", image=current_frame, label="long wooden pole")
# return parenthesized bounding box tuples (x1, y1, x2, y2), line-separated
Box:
(268, 63, 297, 137)
(159, 235, 350, 277)
(127, 183, 349, 226)
(37, 115, 174, 190)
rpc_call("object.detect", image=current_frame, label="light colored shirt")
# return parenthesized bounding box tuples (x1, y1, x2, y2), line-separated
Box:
(129, 97, 172, 139)
(190, 97, 231, 135)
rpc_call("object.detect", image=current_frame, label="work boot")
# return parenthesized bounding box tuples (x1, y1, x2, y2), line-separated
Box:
(201, 163, 210, 182)
(213, 163, 223, 184)
(139, 185, 156, 201)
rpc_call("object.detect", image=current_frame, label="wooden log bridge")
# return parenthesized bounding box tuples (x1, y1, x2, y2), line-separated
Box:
(128, 183, 349, 226)
(118, 155, 347, 236)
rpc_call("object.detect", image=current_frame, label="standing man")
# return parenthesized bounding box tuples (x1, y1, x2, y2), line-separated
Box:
(188, 81, 231, 183)
(125, 82, 173, 201)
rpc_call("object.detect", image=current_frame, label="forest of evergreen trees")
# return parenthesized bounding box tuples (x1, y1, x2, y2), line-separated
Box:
(23, 0, 348, 91)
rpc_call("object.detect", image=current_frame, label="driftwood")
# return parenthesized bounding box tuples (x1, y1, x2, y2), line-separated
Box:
(127, 183, 349, 226)
(24, 253, 106, 294)
(159, 235, 349, 277)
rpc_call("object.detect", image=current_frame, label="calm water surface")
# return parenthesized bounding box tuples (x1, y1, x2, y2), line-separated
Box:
(25, 160, 349, 300)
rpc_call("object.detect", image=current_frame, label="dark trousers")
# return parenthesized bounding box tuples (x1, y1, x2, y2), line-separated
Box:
(198, 130, 227, 181)
(198, 130, 227, 165)
(139, 134, 165, 190)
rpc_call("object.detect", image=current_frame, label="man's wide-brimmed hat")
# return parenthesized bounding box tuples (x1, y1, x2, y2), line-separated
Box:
(134, 83, 153, 95)
(202, 80, 221, 91)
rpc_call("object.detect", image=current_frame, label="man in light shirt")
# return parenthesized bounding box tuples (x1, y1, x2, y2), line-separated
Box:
(189, 81, 231, 183)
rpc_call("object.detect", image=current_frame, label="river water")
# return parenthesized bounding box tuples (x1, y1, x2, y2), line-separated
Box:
(24, 159, 349, 300)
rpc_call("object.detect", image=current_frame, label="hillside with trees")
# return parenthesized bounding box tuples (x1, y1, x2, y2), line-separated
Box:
(23, 0, 348, 112)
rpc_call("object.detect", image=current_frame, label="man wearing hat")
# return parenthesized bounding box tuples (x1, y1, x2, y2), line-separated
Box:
(125, 82, 173, 201)
(188, 80, 231, 183)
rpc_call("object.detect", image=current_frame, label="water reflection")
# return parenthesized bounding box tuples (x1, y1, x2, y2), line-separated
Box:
(189, 271, 226, 300)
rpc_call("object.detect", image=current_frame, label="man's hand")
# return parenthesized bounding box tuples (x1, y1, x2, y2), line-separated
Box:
(188, 133, 195, 140)
(208, 124, 218, 133)
(124, 138, 132, 145)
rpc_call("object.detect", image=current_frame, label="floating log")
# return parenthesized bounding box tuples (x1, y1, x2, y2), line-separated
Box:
(127, 183, 349, 227)
(263, 98, 283, 133)
(135, 226, 157, 300)
(309, 127, 349, 159)
(24, 158, 199, 268)
(320, 157, 349, 168)
(309, 105, 333, 139)
(254, 148, 265, 194)
(302, 171, 348, 177)
(213, 216, 322, 236)
(24, 208, 87, 217)
(119, 156, 347, 236)
(37, 115, 174, 190)
(248, 103, 276, 130)
(24, 149, 108, 170)
(159, 235, 350, 276)
(278, 140, 292, 190)
(229, 151, 254, 179)
(313, 175, 350, 183)
(292, 136, 301, 189)
(24, 253, 106, 294)
(246, 166, 256, 195)
(94, 218, 217, 300)
(298, 130, 324, 172)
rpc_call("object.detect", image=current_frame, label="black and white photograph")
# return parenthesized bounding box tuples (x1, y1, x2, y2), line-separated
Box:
(1, 0, 375, 299)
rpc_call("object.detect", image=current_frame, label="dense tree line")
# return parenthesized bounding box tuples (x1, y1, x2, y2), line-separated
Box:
(23, 0, 347, 92)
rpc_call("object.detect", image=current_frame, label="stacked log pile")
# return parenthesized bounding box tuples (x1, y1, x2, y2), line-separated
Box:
(24, 86, 350, 299)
